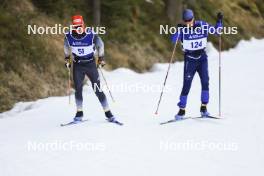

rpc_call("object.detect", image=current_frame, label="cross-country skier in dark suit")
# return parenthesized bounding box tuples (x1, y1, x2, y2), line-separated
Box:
(171, 9, 223, 120)
(64, 15, 118, 122)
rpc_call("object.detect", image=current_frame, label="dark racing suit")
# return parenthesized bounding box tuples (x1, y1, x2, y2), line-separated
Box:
(64, 31, 109, 112)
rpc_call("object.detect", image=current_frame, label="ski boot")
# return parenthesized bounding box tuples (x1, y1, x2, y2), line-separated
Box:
(73, 111, 83, 122)
(200, 104, 210, 117)
(105, 110, 116, 122)
(105, 110, 123, 125)
(175, 108, 185, 120)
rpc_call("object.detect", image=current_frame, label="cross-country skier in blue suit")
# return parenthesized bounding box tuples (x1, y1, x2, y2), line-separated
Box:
(171, 9, 223, 120)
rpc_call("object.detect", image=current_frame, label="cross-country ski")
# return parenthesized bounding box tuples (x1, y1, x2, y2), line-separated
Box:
(60, 118, 123, 127)
(160, 115, 221, 125)
(60, 119, 89, 127)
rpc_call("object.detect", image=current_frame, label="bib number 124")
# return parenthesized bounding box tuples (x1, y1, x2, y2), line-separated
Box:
(191, 41, 202, 48)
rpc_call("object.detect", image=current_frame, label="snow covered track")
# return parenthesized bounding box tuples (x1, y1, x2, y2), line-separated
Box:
(0, 39, 264, 176)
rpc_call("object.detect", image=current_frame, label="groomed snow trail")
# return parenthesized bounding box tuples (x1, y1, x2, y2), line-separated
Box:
(0, 39, 263, 176)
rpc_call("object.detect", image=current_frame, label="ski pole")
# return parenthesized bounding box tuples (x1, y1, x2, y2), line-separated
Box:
(155, 37, 179, 115)
(98, 66, 115, 103)
(218, 33, 222, 117)
(67, 67, 71, 104)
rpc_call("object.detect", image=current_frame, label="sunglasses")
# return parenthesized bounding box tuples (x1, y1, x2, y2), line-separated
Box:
(184, 18, 193, 23)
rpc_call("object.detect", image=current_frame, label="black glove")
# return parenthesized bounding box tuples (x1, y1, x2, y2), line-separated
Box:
(65, 56, 71, 68)
(217, 12, 223, 21)
(98, 56, 106, 67)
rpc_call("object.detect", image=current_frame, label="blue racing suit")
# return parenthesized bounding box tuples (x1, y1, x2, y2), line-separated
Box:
(171, 20, 222, 108)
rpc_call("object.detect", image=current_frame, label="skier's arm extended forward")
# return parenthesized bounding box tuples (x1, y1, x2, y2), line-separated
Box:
(94, 34, 104, 58)
(64, 37, 71, 58)
(202, 12, 223, 35)
(171, 25, 184, 44)
(94, 34, 105, 67)
(64, 37, 71, 68)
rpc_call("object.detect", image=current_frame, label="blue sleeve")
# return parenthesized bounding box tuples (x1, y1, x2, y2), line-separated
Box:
(171, 31, 182, 44)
